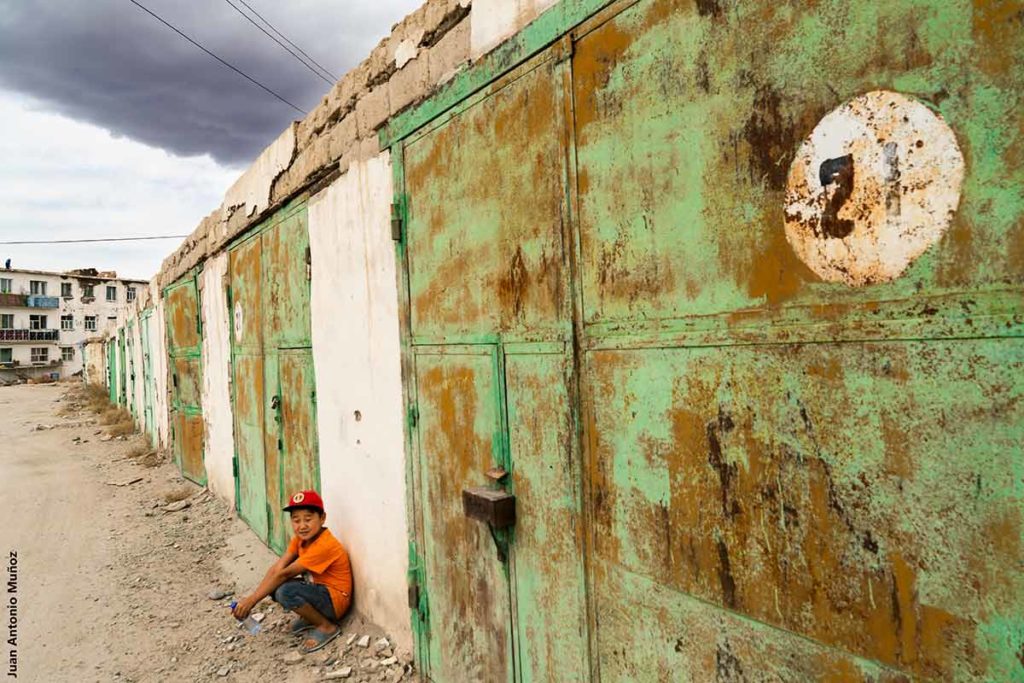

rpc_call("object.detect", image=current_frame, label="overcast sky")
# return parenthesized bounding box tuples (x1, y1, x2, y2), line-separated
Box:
(0, 0, 421, 279)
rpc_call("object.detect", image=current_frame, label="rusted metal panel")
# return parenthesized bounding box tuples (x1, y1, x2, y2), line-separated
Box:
(164, 273, 205, 485)
(179, 410, 205, 484)
(228, 234, 269, 542)
(572, 0, 1023, 325)
(263, 352, 285, 552)
(404, 56, 569, 343)
(566, 1, 1024, 679)
(275, 349, 320, 550)
(505, 350, 588, 682)
(227, 201, 319, 554)
(596, 563, 908, 681)
(232, 352, 269, 541)
(165, 279, 202, 351)
(588, 341, 1023, 678)
(400, 48, 593, 681)
(172, 357, 201, 409)
(413, 349, 514, 683)
(390, 0, 1023, 679)
(262, 211, 312, 349)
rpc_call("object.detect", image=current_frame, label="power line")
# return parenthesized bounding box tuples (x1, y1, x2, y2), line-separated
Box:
(127, 0, 307, 115)
(220, 0, 335, 86)
(233, 0, 338, 81)
(0, 235, 189, 245)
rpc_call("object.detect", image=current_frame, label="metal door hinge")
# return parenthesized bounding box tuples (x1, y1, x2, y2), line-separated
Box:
(232, 457, 239, 477)
(408, 582, 420, 610)
(391, 203, 403, 242)
(408, 405, 418, 428)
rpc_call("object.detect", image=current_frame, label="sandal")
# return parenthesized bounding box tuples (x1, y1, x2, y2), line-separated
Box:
(289, 617, 315, 637)
(301, 627, 342, 654)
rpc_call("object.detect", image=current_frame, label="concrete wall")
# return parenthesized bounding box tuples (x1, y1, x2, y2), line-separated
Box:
(151, 295, 170, 449)
(199, 253, 235, 506)
(129, 316, 145, 427)
(308, 151, 409, 645)
(470, 0, 558, 58)
(83, 340, 106, 386)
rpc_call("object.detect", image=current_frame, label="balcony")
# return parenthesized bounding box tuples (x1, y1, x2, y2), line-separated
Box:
(0, 329, 59, 342)
(27, 295, 60, 308)
(0, 293, 28, 307)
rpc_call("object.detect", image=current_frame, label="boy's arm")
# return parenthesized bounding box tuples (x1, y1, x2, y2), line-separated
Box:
(233, 549, 304, 618)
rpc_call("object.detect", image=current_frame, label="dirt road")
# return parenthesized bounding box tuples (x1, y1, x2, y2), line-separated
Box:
(0, 384, 412, 683)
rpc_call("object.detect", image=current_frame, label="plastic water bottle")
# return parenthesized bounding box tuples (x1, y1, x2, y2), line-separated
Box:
(228, 601, 261, 635)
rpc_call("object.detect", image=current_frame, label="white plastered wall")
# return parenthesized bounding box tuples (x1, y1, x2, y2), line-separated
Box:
(470, 0, 560, 58)
(308, 151, 410, 647)
(130, 315, 145, 424)
(151, 295, 171, 449)
(199, 253, 235, 506)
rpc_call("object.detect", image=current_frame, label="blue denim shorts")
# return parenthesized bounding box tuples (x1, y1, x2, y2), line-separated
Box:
(271, 578, 337, 621)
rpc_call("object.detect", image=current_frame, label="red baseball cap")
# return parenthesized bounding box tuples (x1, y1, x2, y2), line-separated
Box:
(283, 489, 325, 512)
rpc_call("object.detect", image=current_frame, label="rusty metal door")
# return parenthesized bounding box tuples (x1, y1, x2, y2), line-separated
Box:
(117, 329, 127, 407)
(568, 0, 1024, 679)
(229, 231, 270, 542)
(400, 48, 588, 682)
(228, 200, 319, 554)
(106, 340, 117, 403)
(262, 207, 318, 553)
(164, 273, 206, 485)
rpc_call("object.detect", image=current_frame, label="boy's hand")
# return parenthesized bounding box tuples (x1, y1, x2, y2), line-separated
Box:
(232, 596, 254, 619)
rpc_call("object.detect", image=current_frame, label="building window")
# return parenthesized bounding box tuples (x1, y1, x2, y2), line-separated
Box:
(0, 348, 11, 363)
(61, 346, 74, 361)
(61, 282, 72, 298)
(126, 287, 136, 302)
(61, 315, 74, 331)
(82, 284, 94, 298)
(29, 280, 46, 296)
(30, 347, 48, 363)
(106, 285, 117, 302)
(0, 315, 12, 330)
(29, 315, 47, 330)
(84, 316, 97, 331)
(0, 278, 10, 294)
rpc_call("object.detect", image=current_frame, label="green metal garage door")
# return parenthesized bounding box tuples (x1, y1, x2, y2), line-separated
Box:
(391, 0, 1023, 680)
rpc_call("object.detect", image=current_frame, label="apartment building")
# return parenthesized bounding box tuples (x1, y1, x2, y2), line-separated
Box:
(0, 267, 147, 382)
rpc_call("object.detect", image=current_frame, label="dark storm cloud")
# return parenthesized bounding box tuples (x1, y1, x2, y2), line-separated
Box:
(0, 0, 421, 165)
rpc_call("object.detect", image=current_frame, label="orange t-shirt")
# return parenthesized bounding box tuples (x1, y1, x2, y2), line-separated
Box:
(287, 528, 352, 618)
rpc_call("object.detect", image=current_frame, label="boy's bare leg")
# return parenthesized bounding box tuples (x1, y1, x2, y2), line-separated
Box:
(292, 603, 338, 647)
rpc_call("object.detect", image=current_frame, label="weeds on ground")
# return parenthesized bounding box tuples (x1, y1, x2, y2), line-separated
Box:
(162, 485, 193, 503)
(140, 451, 165, 468)
(108, 419, 137, 437)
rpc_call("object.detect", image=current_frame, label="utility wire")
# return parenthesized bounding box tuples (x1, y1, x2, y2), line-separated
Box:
(0, 236, 189, 245)
(233, 0, 338, 81)
(221, 0, 335, 85)
(127, 0, 307, 115)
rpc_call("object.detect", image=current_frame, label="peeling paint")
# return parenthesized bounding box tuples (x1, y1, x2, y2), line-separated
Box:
(221, 124, 297, 223)
(785, 91, 966, 286)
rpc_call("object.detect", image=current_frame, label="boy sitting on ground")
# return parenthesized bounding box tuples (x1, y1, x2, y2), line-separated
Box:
(232, 489, 352, 653)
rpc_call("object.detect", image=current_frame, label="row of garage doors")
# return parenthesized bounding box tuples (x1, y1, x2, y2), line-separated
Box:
(150, 0, 1021, 679)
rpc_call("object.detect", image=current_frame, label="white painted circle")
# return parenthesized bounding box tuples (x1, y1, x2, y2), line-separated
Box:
(784, 90, 964, 286)
(233, 302, 244, 341)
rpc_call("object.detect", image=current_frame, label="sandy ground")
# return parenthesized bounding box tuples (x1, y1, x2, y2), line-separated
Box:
(0, 383, 415, 683)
